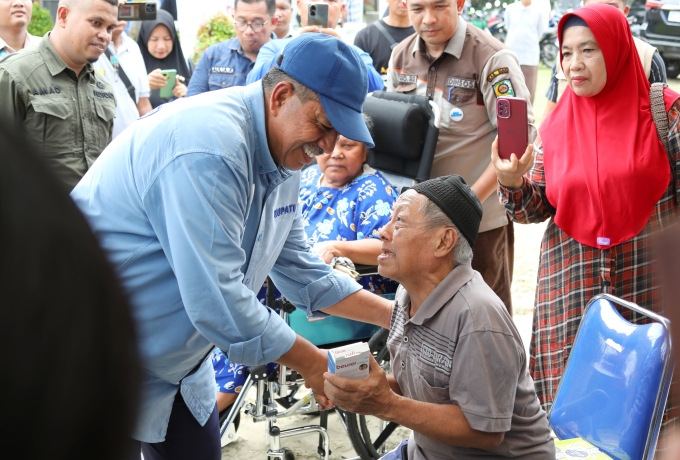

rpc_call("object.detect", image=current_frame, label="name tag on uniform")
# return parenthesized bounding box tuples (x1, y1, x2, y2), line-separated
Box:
(446, 77, 476, 89)
(211, 66, 235, 74)
(397, 74, 417, 84)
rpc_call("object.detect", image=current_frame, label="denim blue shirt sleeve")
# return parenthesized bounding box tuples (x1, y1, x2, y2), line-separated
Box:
(246, 37, 384, 92)
(186, 48, 211, 96)
(187, 38, 255, 96)
(70, 82, 361, 443)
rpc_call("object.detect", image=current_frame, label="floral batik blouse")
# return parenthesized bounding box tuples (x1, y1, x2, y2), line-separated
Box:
(299, 164, 399, 295)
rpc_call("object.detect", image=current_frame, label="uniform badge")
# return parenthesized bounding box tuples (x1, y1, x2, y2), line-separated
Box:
(445, 77, 475, 89)
(449, 107, 464, 122)
(96, 81, 105, 89)
(487, 67, 509, 82)
(211, 66, 235, 74)
(397, 74, 417, 84)
(493, 79, 515, 97)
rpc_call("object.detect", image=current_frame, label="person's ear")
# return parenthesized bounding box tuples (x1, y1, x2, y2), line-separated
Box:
(269, 81, 295, 117)
(271, 16, 279, 26)
(56, 5, 69, 28)
(434, 227, 457, 260)
(456, 0, 465, 14)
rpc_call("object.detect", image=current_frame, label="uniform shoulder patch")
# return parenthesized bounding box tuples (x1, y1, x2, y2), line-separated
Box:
(487, 67, 509, 82)
(493, 79, 515, 97)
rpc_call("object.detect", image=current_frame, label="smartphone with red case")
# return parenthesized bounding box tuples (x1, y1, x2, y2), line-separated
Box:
(496, 97, 529, 160)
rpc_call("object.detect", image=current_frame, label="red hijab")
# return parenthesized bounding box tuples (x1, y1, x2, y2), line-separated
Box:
(540, 4, 677, 249)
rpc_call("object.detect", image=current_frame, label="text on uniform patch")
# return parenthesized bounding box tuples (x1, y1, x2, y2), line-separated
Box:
(211, 66, 235, 74)
(397, 74, 417, 84)
(274, 203, 297, 218)
(487, 67, 509, 82)
(30, 86, 61, 95)
(446, 77, 476, 89)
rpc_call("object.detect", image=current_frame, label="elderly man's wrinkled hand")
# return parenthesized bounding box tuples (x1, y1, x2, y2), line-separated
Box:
(323, 355, 396, 418)
(490, 136, 535, 191)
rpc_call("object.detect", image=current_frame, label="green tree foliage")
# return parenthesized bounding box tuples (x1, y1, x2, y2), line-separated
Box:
(27, 2, 53, 37)
(193, 11, 236, 63)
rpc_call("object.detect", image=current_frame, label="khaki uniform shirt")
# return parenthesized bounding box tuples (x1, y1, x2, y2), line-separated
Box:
(0, 34, 116, 191)
(386, 19, 534, 233)
(0, 32, 39, 59)
(388, 264, 555, 460)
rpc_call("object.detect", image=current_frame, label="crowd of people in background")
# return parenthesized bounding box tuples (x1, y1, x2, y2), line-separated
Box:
(3, 0, 680, 458)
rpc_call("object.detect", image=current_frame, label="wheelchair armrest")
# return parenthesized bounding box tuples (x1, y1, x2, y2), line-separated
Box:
(249, 365, 271, 381)
(354, 264, 378, 276)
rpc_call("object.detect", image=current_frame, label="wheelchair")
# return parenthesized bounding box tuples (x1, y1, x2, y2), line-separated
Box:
(218, 92, 441, 460)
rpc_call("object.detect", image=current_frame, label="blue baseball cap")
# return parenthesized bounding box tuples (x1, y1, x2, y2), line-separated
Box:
(276, 33, 374, 148)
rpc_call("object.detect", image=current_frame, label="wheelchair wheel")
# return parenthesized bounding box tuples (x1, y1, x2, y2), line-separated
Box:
(345, 328, 402, 460)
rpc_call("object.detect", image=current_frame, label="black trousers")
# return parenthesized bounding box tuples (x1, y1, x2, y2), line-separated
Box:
(129, 391, 221, 460)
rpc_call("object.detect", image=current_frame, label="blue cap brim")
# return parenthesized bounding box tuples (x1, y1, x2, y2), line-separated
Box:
(319, 93, 375, 148)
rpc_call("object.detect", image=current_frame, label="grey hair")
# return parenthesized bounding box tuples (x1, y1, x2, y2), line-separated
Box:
(400, 190, 474, 265)
(421, 198, 474, 265)
(262, 67, 320, 104)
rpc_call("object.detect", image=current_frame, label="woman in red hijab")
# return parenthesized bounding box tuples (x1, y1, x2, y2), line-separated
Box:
(492, 3, 680, 425)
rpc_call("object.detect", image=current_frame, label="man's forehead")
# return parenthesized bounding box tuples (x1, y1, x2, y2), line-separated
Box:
(396, 190, 424, 210)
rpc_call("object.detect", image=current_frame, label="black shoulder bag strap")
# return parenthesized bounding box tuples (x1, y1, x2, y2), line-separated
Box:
(104, 48, 136, 103)
(374, 20, 399, 50)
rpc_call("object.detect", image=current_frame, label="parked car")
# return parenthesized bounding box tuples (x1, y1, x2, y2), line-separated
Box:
(641, 0, 680, 77)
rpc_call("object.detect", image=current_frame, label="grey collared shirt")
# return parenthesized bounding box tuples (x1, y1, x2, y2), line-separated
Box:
(388, 263, 555, 459)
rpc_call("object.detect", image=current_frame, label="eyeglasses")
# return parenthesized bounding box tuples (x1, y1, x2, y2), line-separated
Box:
(234, 20, 270, 32)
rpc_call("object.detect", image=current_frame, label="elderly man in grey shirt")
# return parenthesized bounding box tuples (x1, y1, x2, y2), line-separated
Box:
(324, 175, 555, 459)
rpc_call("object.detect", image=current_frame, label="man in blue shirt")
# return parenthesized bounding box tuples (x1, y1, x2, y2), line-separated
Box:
(71, 34, 393, 460)
(187, 0, 278, 96)
(247, 0, 384, 91)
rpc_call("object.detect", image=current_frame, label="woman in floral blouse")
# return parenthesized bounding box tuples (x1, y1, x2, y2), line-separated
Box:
(299, 123, 399, 295)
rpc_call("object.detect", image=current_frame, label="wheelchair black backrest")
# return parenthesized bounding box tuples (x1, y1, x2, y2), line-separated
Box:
(362, 91, 439, 184)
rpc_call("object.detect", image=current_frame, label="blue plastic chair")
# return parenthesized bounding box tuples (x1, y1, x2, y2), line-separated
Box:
(549, 294, 674, 460)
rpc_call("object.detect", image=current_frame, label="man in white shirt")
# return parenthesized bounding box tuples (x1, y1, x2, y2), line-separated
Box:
(0, 0, 38, 59)
(503, 0, 546, 103)
(94, 13, 152, 137)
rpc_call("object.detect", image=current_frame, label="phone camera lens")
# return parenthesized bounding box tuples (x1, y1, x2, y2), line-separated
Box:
(310, 5, 316, 15)
(146, 4, 155, 13)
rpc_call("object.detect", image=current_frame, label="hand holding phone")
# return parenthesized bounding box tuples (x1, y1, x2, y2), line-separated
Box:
(496, 97, 529, 161)
(159, 69, 177, 98)
(307, 3, 329, 27)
